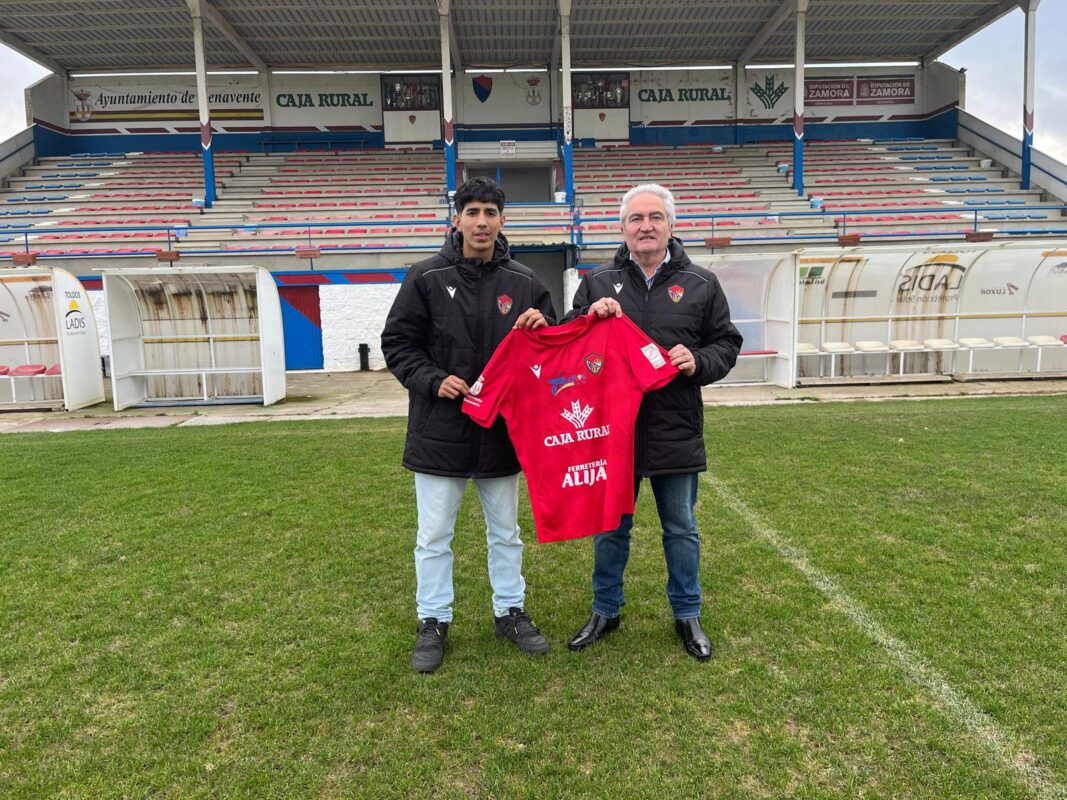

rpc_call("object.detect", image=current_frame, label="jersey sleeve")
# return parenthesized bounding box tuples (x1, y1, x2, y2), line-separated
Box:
(462, 330, 515, 428)
(615, 314, 680, 393)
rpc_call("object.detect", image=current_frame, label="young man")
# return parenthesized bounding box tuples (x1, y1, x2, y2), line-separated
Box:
(381, 177, 557, 673)
(566, 183, 742, 661)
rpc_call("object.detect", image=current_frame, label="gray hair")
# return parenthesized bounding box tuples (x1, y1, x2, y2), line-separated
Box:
(619, 183, 676, 226)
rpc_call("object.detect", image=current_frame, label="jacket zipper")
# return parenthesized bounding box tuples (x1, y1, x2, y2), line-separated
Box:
(471, 264, 484, 474)
(638, 268, 653, 474)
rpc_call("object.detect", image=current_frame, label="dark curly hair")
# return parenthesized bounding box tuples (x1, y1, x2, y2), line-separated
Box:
(454, 176, 506, 214)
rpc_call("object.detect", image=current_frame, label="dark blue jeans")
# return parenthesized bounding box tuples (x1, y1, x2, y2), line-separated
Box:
(591, 472, 702, 620)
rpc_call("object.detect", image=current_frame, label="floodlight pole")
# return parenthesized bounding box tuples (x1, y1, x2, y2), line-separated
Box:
(1020, 0, 1041, 190)
(188, 0, 216, 208)
(793, 0, 809, 197)
(438, 1, 457, 193)
(559, 0, 574, 205)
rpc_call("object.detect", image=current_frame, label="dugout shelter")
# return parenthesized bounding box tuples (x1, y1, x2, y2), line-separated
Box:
(0, 266, 104, 410)
(102, 265, 285, 410)
(704, 239, 1067, 387)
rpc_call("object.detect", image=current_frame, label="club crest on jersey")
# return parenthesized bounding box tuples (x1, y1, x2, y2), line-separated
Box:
(584, 353, 603, 375)
(547, 373, 586, 396)
(497, 294, 512, 315)
(668, 284, 684, 303)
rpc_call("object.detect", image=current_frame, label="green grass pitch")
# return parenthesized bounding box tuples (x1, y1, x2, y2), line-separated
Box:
(1, 395, 1064, 799)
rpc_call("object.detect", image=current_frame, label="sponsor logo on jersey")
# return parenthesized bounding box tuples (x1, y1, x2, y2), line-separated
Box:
(560, 399, 593, 429)
(584, 353, 603, 375)
(531, 364, 542, 378)
(668, 284, 684, 303)
(562, 458, 608, 488)
(497, 294, 512, 314)
(543, 423, 610, 447)
(544, 402, 610, 446)
(547, 373, 586, 396)
(641, 343, 666, 368)
(447, 285, 457, 299)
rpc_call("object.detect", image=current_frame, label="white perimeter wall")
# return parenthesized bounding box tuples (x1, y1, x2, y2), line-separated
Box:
(321, 284, 401, 371)
(88, 291, 109, 356)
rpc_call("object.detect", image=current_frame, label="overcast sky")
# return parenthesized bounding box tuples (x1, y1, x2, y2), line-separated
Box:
(0, 5, 1064, 163)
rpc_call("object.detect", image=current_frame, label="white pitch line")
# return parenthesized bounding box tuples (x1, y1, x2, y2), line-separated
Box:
(702, 472, 1067, 800)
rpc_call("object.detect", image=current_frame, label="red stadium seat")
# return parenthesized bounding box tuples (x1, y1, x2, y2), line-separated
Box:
(10, 364, 46, 376)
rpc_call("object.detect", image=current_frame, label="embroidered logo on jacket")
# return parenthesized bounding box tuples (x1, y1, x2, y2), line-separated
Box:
(497, 294, 512, 315)
(447, 285, 457, 299)
(668, 284, 684, 303)
(584, 353, 603, 375)
(613, 282, 623, 294)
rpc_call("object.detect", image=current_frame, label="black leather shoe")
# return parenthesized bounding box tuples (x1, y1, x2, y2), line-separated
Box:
(567, 612, 621, 650)
(675, 617, 712, 661)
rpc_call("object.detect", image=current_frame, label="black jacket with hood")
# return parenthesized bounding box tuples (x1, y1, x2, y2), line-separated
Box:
(382, 231, 556, 478)
(568, 237, 742, 475)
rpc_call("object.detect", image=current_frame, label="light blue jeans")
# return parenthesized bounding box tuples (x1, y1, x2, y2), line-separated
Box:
(414, 472, 526, 622)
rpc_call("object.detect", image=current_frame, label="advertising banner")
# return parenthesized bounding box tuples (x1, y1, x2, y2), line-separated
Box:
(631, 69, 734, 123)
(743, 69, 920, 119)
(69, 76, 263, 128)
(856, 76, 916, 106)
(805, 78, 855, 107)
(52, 268, 105, 409)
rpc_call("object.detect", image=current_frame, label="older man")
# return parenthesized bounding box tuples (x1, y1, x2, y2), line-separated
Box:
(566, 183, 742, 660)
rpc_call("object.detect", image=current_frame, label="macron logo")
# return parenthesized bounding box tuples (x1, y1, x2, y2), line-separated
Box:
(613, 283, 623, 294)
(531, 365, 542, 378)
(447, 286, 457, 299)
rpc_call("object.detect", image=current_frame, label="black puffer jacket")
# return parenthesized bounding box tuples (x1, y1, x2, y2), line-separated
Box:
(382, 231, 556, 478)
(569, 238, 742, 475)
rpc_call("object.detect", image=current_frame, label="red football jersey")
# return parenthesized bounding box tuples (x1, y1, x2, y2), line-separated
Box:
(462, 313, 679, 543)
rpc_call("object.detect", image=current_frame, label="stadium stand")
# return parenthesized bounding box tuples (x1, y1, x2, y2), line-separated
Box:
(5, 136, 1061, 262)
(0, 1, 1064, 386)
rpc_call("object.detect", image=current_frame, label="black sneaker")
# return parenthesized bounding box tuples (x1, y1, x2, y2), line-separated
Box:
(494, 607, 550, 655)
(411, 618, 449, 673)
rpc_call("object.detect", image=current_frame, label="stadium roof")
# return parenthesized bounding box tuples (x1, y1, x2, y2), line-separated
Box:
(0, 0, 1022, 75)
